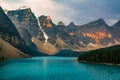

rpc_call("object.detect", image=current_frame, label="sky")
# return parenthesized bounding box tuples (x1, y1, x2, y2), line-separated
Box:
(0, 0, 120, 25)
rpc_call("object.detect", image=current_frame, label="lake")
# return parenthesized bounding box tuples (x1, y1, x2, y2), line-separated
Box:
(0, 57, 120, 80)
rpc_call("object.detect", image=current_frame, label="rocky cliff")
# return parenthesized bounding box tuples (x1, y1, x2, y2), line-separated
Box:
(76, 19, 114, 46)
(0, 7, 26, 51)
(38, 17, 116, 51)
(0, 7, 45, 57)
(7, 8, 44, 46)
(5, 7, 120, 53)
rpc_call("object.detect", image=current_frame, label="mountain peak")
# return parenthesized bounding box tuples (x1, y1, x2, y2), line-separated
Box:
(68, 22, 75, 27)
(84, 18, 108, 27)
(39, 15, 51, 20)
(96, 18, 106, 24)
(57, 21, 65, 26)
(39, 15, 55, 28)
(97, 18, 104, 21)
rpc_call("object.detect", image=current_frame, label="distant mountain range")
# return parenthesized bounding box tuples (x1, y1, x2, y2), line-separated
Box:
(0, 6, 120, 61)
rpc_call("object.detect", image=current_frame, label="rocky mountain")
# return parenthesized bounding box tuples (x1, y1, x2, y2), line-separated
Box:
(0, 7, 26, 52)
(38, 15, 57, 43)
(5, 7, 120, 54)
(38, 17, 117, 51)
(0, 7, 46, 57)
(38, 15, 79, 50)
(6, 8, 58, 54)
(76, 18, 114, 46)
(7, 7, 44, 46)
(39, 15, 55, 28)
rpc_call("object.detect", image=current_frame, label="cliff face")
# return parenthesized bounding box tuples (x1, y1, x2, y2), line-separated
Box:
(5, 7, 120, 53)
(39, 15, 55, 28)
(7, 8, 44, 45)
(38, 16, 117, 51)
(0, 7, 42, 57)
(0, 7, 26, 51)
(75, 19, 114, 46)
(82, 32, 112, 44)
(38, 15, 56, 43)
(38, 15, 78, 47)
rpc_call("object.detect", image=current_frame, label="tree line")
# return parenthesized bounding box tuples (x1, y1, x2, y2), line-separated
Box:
(78, 45, 120, 64)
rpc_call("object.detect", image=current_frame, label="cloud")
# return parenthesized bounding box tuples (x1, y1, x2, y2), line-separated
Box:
(0, 0, 72, 24)
(0, 0, 120, 25)
(52, 0, 120, 25)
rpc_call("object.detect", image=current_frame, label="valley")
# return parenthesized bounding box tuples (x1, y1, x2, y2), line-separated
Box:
(0, 6, 120, 64)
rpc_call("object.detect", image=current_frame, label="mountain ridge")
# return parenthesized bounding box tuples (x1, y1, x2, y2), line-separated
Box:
(4, 7, 120, 54)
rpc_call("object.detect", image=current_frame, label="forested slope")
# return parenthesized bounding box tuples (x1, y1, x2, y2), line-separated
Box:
(78, 45, 120, 64)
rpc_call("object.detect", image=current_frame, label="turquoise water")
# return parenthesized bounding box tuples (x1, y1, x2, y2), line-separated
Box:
(0, 57, 120, 80)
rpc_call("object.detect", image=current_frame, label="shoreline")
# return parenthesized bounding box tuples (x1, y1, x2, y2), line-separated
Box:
(78, 59, 120, 66)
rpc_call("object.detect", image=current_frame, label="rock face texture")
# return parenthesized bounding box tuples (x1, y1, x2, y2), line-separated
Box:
(38, 17, 116, 51)
(38, 15, 56, 43)
(76, 19, 114, 46)
(38, 15, 79, 49)
(0, 7, 47, 57)
(39, 15, 55, 28)
(7, 8, 44, 46)
(6, 7, 120, 53)
(0, 7, 26, 51)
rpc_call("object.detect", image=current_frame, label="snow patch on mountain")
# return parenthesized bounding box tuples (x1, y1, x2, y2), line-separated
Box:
(37, 18, 48, 43)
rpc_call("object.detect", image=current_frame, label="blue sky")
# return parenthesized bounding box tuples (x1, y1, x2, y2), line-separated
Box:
(0, 0, 120, 25)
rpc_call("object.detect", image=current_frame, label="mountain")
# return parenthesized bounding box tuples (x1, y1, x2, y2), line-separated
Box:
(0, 7, 27, 52)
(78, 45, 120, 64)
(7, 8, 59, 55)
(5, 7, 120, 54)
(38, 15, 57, 43)
(17, 27, 33, 46)
(38, 15, 80, 50)
(67, 22, 77, 32)
(77, 19, 120, 64)
(7, 7, 44, 46)
(0, 7, 45, 57)
(38, 16, 118, 51)
(76, 18, 114, 46)
(39, 15, 55, 28)
(0, 38, 29, 62)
